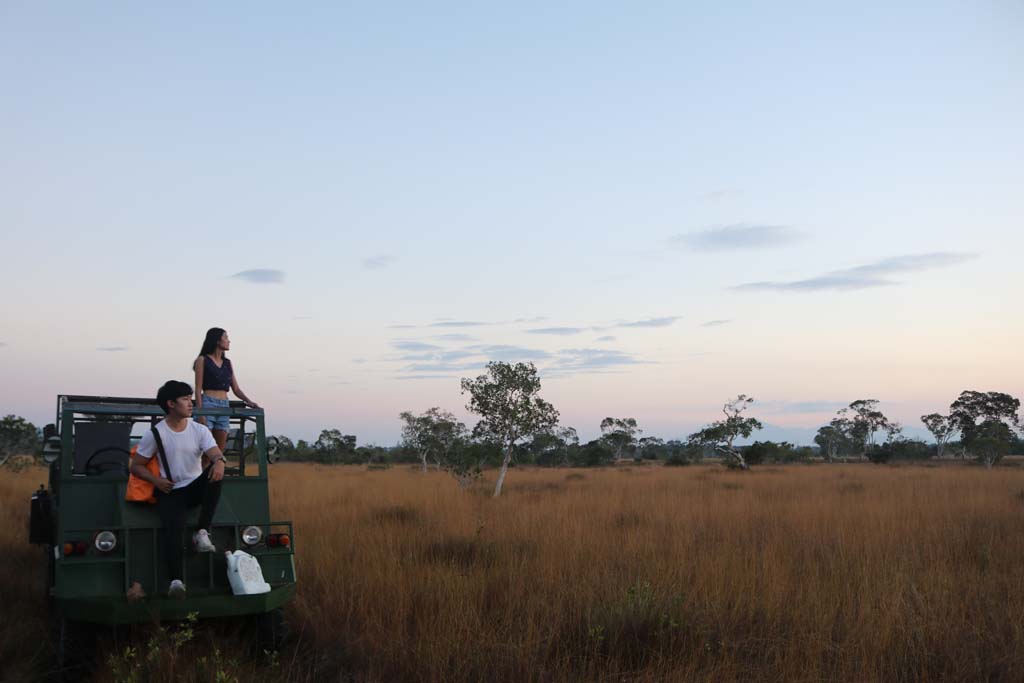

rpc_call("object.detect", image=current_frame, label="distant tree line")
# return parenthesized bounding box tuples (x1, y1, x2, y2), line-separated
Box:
(813, 391, 1022, 468)
(3, 371, 1022, 490)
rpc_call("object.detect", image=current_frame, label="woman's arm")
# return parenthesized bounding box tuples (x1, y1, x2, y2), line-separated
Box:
(231, 373, 259, 408)
(193, 357, 207, 424)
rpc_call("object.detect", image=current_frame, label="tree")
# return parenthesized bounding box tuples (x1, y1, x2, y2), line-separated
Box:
(969, 421, 1015, 468)
(461, 361, 559, 497)
(920, 413, 958, 459)
(313, 429, 358, 464)
(599, 417, 641, 460)
(814, 417, 860, 462)
(0, 415, 39, 466)
(687, 395, 763, 470)
(399, 408, 468, 472)
(524, 426, 578, 467)
(745, 440, 806, 465)
(636, 436, 665, 460)
(949, 391, 1021, 468)
(444, 439, 500, 488)
(570, 439, 614, 467)
(838, 400, 899, 457)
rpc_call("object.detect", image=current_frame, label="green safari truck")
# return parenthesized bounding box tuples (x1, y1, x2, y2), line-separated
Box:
(28, 395, 296, 677)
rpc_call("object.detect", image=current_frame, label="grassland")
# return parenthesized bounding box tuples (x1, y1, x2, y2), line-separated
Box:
(4, 462, 1024, 681)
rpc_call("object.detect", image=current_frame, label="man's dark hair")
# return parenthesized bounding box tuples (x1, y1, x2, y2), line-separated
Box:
(156, 380, 193, 414)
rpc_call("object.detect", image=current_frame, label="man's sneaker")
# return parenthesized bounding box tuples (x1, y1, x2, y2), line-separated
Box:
(168, 579, 186, 599)
(193, 529, 216, 553)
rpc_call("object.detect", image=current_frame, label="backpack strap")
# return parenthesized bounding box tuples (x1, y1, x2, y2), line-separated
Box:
(151, 426, 174, 484)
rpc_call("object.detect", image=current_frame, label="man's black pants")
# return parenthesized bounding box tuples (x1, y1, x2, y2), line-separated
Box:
(155, 467, 222, 582)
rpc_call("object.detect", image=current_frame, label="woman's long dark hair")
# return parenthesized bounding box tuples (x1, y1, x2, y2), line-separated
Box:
(198, 327, 227, 359)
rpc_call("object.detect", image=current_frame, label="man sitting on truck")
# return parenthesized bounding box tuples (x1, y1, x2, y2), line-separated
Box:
(130, 380, 226, 598)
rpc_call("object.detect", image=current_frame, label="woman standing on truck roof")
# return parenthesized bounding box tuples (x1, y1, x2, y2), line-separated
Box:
(193, 327, 260, 452)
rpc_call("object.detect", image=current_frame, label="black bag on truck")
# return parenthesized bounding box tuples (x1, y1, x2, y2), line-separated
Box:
(29, 485, 54, 545)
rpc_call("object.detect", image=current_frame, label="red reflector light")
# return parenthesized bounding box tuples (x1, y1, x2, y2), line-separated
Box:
(278, 534, 290, 547)
(267, 535, 279, 547)
(75, 541, 88, 555)
(63, 542, 74, 556)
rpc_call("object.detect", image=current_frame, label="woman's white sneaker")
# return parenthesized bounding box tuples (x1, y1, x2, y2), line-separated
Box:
(193, 529, 216, 553)
(168, 579, 186, 599)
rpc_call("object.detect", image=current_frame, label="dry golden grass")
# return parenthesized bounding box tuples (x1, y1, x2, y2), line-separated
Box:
(4, 462, 1024, 681)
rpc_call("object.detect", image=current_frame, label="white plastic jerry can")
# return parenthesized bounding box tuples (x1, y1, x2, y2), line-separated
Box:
(225, 550, 271, 595)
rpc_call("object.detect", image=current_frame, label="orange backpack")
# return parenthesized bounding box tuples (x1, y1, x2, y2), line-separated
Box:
(125, 426, 174, 504)
(125, 445, 160, 504)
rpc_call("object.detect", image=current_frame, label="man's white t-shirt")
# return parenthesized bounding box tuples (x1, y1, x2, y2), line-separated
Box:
(136, 420, 217, 489)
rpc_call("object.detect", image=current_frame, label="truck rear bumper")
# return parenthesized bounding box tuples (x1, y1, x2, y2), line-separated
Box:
(55, 583, 295, 625)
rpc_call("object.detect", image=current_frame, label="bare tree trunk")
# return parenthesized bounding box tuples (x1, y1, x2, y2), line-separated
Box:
(420, 450, 428, 473)
(716, 446, 748, 470)
(493, 447, 513, 497)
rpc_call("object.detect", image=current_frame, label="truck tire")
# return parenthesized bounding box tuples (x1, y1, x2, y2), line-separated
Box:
(256, 607, 288, 653)
(53, 615, 94, 682)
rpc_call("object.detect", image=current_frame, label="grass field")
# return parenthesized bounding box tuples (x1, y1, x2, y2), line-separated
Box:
(4, 462, 1024, 681)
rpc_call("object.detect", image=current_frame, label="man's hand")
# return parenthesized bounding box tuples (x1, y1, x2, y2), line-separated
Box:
(209, 459, 225, 482)
(155, 478, 174, 494)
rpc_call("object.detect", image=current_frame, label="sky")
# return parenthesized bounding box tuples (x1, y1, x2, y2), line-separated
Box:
(1, 2, 1022, 446)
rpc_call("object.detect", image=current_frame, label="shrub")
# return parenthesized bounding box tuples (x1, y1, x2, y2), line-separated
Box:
(569, 440, 614, 468)
(743, 441, 808, 465)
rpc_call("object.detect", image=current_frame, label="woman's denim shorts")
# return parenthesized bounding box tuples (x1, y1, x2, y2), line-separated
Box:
(198, 394, 231, 430)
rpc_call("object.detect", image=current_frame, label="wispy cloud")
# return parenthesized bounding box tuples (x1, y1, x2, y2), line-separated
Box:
(618, 316, 681, 328)
(527, 327, 587, 336)
(400, 350, 479, 363)
(525, 317, 680, 334)
(471, 345, 552, 361)
(230, 268, 285, 284)
(595, 335, 616, 342)
(394, 374, 460, 381)
(352, 358, 367, 364)
(701, 319, 732, 327)
(292, 314, 314, 320)
(405, 361, 486, 373)
(428, 321, 491, 328)
(734, 252, 978, 292)
(672, 224, 801, 251)
(389, 317, 544, 331)
(761, 400, 848, 414)
(0, 342, 7, 348)
(392, 341, 443, 352)
(543, 348, 649, 377)
(698, 189, 742, 200)
(391, 341, 648, 379)
(97, 346, 129, 352)
(362, 254, 396, 269)
(434, 333, 478, 342)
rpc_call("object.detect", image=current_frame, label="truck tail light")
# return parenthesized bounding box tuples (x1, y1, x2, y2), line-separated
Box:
(267, 533, 290, 548)
(63, 541, 89, 556)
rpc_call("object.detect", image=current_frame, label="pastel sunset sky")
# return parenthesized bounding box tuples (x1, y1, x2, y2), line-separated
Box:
(2, 2, 1021, 445)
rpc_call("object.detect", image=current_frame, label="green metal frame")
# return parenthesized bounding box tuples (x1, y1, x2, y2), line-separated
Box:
(48, 395, 296, 625)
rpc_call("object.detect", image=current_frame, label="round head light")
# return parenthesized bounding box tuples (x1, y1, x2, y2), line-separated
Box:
(95, 531, 117, 552)
(241, 526, 263, 546)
